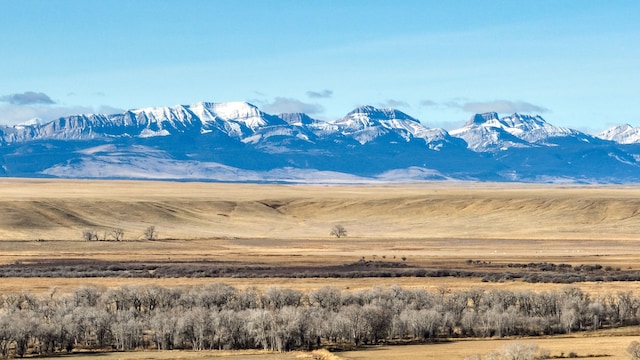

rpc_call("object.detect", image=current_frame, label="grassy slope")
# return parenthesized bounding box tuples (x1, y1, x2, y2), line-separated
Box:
(3, 179, 640, 241)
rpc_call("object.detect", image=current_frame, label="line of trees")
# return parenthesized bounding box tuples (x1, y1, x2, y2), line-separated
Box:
(82, 226, 157, 242)
(1, 284, 640, 357)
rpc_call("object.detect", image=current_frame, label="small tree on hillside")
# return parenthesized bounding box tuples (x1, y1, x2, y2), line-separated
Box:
(82, 230, 98, 241)
(111, 228, 125, 241)
(144, 226, 157, 241)
(330, 225, 347, 238)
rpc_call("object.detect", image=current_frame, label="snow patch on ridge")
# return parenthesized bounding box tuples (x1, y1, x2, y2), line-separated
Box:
(597, 124, 640, 144)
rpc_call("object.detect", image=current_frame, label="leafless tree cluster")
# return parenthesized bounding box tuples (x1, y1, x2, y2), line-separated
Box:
(82, 226, 156, 242)
(82, 228, 125, 242)
(0, 284, 640, 357)
(465, 342, 549, 360)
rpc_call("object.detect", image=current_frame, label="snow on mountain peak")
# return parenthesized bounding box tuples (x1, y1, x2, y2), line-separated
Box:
(201, 101, 259, 120)
(345, 105, 419, 122)
(131, 104, 199, 131)
(501, 113, 547, 129)
(451, 112, 584, 152)
(500, 113, 580, 143)
(188, 101, 283, 130)
(16, 118, 44, 127)
(597, 124, 640, 144)
(332, 105, 448, 145)
(4, 99, 640, 184)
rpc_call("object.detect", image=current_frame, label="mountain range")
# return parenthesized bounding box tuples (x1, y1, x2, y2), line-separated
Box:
(1, 101, 640, 183)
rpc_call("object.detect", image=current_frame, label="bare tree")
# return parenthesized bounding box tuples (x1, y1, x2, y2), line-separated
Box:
(262, 287, 302, 310)
(330, 224, 347, 238)
(82, 229, 98, 241)
(8, 312, 34, 358)
(179, 307, 212, 350)
(560, 305, 578, 333)
(342, 304, 366, 346)
(150, 311, 178, 350)
(0, 314, 12, 357)
(361, 304, 391, 344)
(310, 286, 342, 311)
(111, 228, 125, 241)
(144, 226, 157, 241)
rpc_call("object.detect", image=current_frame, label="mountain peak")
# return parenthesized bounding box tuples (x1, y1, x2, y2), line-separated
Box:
(279, 113, 316, 125)
(465, 112, 500, 126)
(15, 118, 44, 127)
(346, 105, 419, 123)
(597, 124, 640, 144)
(187, 101, 285, 130)
(2, 99, 640, 183)
(190, 101, 259, 119)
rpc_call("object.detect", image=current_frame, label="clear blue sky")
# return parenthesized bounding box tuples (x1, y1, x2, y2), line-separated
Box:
(0, 0, 638, 132)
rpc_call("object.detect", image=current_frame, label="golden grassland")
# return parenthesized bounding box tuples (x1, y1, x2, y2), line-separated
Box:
(28, 349, 338, 360)
(3, 178, 640, 242)
(26, 331, 640, 360)
(3, 178, 640, 359)
(337, 332, 640, 360)
(2, 179, 640, 290)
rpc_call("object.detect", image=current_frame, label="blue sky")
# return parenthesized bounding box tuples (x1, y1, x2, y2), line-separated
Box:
(0, 0, 638, 132)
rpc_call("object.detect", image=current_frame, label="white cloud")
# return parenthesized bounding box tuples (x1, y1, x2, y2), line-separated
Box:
(306, 89, 333, 99)
(419, 99, 548, 115)
(262, 97, 324, 115)
(0, 91, 55, 105)
(461, 100, 550, 114)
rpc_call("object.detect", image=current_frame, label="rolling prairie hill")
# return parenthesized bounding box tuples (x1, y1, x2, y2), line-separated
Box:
(2, 179, 640, 242)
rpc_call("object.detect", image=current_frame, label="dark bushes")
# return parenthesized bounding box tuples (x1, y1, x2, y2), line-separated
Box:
(1, 259, 639, 284)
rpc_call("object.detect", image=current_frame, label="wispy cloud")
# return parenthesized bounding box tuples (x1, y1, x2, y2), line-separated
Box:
(421, 98, 549, 114)
(419, 100, 438, 107)
(0, 91, 55, 105)
(306, 89, 333, 99)
(380, 99, 410, 109)
(262, 97, 324, 115)
(0, 104, 125, 125)
(460, 100, 550, 114)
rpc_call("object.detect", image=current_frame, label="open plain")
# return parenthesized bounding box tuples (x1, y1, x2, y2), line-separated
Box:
(3, 178, 640, 358)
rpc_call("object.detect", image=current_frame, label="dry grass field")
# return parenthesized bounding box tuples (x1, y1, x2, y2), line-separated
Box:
(28, 349, 337, 360)
(3, 178, 640, 359)
(337, 332, 640, 359)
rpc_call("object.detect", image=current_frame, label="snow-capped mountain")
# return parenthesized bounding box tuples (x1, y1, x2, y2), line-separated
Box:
(500, 113, 581, 143)
(449, 112, 591, 152)
(1, 101, 640, 183)
(597, 124, 640, 144)
(334, 106, 455, 149)
(449, 112, 530, 152)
